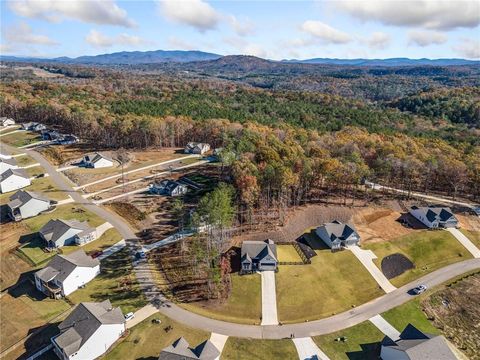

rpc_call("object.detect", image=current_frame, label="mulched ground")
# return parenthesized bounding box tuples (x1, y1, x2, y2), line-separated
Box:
(381, 253, 415, 279)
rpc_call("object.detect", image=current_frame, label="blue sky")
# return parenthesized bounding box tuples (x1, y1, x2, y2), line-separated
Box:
(1, 0, 479, 59)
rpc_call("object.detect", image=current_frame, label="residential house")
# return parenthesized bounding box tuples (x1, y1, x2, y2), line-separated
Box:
(149, 179, 188, 196)
(21, 122, 46, 132)
(51, 300, 125, 360)
(380, 323, 458, 360)
(57, 134, 79, 145)
(35, 250, 100, 298)
(0, 168, 31, 193)
(159, 337, 220, 360)
(184, 142, 211, 155)
(315, 220, 360, 250)
(42, 130, 61, 141)
(0, 157, 18, 173)
(39, 219, 97, 248)
(82, 152, 114, 168)
(409, 206, 458, 229)
(8, 190, 51, 221)
(240, 239, 278, 274)
(0, 117, 15, 127)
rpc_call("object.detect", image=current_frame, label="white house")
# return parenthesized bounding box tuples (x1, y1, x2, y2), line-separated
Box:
(315, 220, 360, 250)
(0, 168, 31, 193)
(35, 250, 100, 298)
(149, 179, 188, 196)
(82, 152, 114, 168)
(409, 206, 458, 229)
(8, 190, 51, 221)
(39, 219, 97, 248)
(184, 142, 211, 155)
(51, 300, 125, 360)
(0, 157, 18, 173)
(0, 117, 15, 127)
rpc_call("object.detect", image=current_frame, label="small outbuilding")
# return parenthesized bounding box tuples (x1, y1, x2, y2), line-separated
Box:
(0, 168, 31, 193)
(315, 220, 360, 250)
(8, 190, 51, 221)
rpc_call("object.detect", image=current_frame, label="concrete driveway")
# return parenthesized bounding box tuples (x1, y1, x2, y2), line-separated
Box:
(210, 333, 229, 359)
(369, 314, 400, 340)
(348, 245, 397, 293)
(261, 271, 279, 325)
(446, 228, 480, 258)
(293, 337, 330, 360)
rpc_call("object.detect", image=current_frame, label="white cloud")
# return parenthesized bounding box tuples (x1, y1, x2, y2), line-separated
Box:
(85, 30, 149, 48)
(167, 36, 196, 50)
(366, 32, 391, 50)
(301, 20, 352, 44)
(222, 36, 267, 58)
(408, 30, 447, 47)
(3, 22, 58, 46)
(228, 15, 255, 36)
(453, 38, 480, 59)
(336, 0, 480, 30)
(159, 0, 220, 32)
(8, 0, 135, 28)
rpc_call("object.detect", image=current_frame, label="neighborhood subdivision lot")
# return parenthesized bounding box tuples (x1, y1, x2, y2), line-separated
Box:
(221, 338, 298, 360)
(0, 131, 41, 148)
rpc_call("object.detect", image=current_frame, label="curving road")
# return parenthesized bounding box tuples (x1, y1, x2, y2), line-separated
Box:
(5, 142, 479, 340)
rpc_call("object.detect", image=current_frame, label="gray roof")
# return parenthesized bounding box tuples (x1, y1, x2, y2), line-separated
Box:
(39, 219, 94, 243)
(241, 239, 277, 263)
(154, 180, 187, 193)
(0, 157, 17, 167)
(36, 249, 99, 283)
(0, 168, 29, 181)
(186, 142, 209, 151)
(159, 338, 220, 360)
(8, 190, 50, 209)
(411, 206, 457, 223)
(319, 220, 358, 242)
(85, 152, 113, 164)
(382, 324, 457, 360)
(54, 300, 124, 357)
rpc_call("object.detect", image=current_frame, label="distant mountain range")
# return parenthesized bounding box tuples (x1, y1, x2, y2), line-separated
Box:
(1, 50, 478, 67)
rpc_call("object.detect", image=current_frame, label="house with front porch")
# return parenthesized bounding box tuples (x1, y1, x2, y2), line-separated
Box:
(39, 219, 97, 248)
(315, 220, 360, 250)
(240, 239, 278, 274)
(35, 250, 100, 298)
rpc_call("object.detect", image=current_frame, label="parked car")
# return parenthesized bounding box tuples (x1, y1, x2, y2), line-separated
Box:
(124, 312, 135, 321)
(135, 250, 146, 259)
(411, 284, 427, 295)
(90, 250, 103, 259)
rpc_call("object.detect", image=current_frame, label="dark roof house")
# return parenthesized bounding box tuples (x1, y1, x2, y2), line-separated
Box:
(8, 190, 50, 221)
(150, 179, 188, 196)
(410, 206, 458, 228)
(315, 220, 360, 250)
(158, 337, 220, 360)
(240, 239, 278, 273)
(39, 219, 96, 248)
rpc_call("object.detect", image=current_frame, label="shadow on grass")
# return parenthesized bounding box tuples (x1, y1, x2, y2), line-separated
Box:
(18, 321, 61, 360)
(346, 342, 381, 360)
(0, 204, 13, 224)
(19, 232, 41, 246)
(7, 271, 40, 298)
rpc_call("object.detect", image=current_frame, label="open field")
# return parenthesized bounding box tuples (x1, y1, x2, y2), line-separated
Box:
(0, 131, 41, 147)
(180, 273, 262, 325)
(222, 338, 298, 360)
(460, 229, 480, 248)
(276, 232, 384, 323)
(363, 230, 473, 287)
(313, 321, 385, 360)
(0, 281, 70, 353)
(277, 244, 302, 262)
(103, 313, 210, 360)
(67, 248, 148, 314)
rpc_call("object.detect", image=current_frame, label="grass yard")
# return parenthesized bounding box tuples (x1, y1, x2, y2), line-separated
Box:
(62, 228, 123, 255)
(180, 273, 262, 325)
(15, 154, 37, 166)
(277, 245, 302, 262)
(25, 165, 45, 178)
(104, 314, 210, 360)
(67, 248, 148, 314)
(313, 321, 385, 360)
(276, 236, 384, 323)
(0, 282, 70, 352)
(21, 177, 69, 201)
(221, 338, 298, 360)
(17, 235, 55, 266)
(382, 299, 440, 335)
(0, 131, 41, 147)
(460, 229, 480, 248)
(363, 230, 472, 287)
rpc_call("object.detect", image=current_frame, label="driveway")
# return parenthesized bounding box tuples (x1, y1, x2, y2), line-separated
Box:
(293, 337, 330, 360)
(126, 304, 159, 329)
(97, 240, 126, 260)
(210, 333, 229, 359)
(261, 271, 279, 325)
(348, 245, 397, 293)
(446, 228, 480, 258)
(368, 314, 400, 340)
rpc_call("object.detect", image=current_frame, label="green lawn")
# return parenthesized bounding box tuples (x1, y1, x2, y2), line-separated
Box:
(313, 321, 385, 360)
(23, 177, 70, 201)
(180, 273, 262, 324)
(277, 245, 302, 262)
(18, 291, 71, 321)
(62, 228, 123, 255)
(17, 235, 55, 265)
(15, 154, 37, 166)
(363, 230, 472, 287)
(68, 248, 148, 314)
(276, 238, 384, 323)
(382, 299, 440, 335)
(221, 338, 298, 360)
(0, 131, 41, 147)
(460, 229, 480, 248)
(104, 314, 210, 360)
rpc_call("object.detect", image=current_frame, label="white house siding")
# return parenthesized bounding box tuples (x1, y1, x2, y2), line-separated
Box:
(0, 163, 18, 173)
(18, 198, 50, 219)
(92, 158, 113, 168)
(45, 228, 83, 248)
(75, 231, 97, 245)
(68, 323, 125, 360)
(61, 265, 100, 296)
(0, 175, 31, 193)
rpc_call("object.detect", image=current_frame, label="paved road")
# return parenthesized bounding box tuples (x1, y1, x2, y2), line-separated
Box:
(5, 143, 480, 340)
